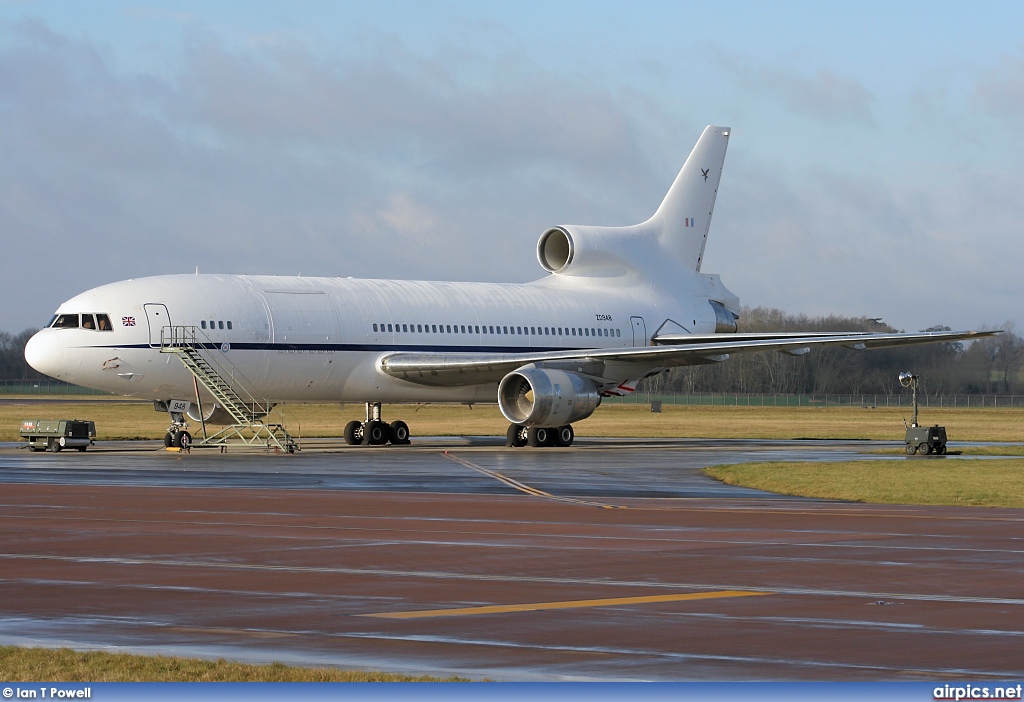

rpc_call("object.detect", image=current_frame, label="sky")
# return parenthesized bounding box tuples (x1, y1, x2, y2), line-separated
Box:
(0, 1, 1022, 334)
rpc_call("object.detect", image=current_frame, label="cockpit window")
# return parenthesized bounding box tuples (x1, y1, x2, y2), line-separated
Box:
(52, 314, 79, 329)
(81, 314, 96, 330)
(96, 314, 112, 331)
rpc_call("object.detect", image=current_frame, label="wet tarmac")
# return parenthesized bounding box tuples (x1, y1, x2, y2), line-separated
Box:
(0, 438, 1022, 680)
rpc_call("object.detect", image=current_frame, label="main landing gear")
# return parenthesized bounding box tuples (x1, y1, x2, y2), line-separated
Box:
(343, 402, 412, 446)
(505, 424, 574, 448)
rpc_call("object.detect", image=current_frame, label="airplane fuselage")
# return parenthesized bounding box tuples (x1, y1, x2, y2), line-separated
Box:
(26, 271, 731, 404)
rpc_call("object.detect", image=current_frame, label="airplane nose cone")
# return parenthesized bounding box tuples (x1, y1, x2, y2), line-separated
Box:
(24, 329, 63, 378)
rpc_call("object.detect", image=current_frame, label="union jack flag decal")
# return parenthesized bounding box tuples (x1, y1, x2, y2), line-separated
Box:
(122, 316, 135, 327)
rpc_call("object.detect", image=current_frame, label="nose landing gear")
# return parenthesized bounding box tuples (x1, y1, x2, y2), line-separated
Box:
(162, 410, 192, 452)
(343, 403, 413, 446)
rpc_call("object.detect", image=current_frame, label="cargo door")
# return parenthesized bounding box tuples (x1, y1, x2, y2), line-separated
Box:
(630, 316, 647, 347)
(144, 304, 171, 348)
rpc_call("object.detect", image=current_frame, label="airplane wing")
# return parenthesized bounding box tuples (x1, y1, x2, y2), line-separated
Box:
(379, 329, 997, 387)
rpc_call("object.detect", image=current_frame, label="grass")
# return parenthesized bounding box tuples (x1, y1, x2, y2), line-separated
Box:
(0, 645, 465, 682)
(862, 445, 1024, 456)
(2, 397, 1023, 443)
(704, 459, 1024, 508)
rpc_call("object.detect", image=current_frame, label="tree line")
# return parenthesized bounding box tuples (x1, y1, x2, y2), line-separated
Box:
(3, 312, 1022, 395)
(642, 308, 1021, 396)
(0, 329, 46, 381)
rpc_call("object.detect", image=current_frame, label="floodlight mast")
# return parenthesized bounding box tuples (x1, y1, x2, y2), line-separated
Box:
(899, 372, 920, 427)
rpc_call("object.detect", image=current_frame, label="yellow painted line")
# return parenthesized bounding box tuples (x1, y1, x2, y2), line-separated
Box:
(361, 589, 769, 619)
(442, 452, 629, 509)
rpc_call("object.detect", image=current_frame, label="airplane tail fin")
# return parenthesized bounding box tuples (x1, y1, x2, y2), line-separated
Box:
(647, 125, 730, 271)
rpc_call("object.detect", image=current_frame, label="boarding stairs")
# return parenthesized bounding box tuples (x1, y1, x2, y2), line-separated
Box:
(160, 326, 298, 452)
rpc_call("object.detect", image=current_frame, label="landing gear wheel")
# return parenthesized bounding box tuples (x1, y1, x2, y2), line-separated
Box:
(343, 420, 362, 445)
(919, 443, 931, 455)
(177, 431, 192, 451)
(164, 432, 174, 448)
(553, 425, 574, 447)
(506, 424, 528, 448)
(937, 445, 946, 455)
(389, 420, 411, 445)
(905, 444, 916, 455)
(49, 440, 62, 453)
(527, 427, 553, 447)
(77, 446, 87, 452)
(363, 420, 388, 445)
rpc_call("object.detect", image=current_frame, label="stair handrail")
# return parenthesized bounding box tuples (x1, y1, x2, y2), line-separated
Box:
(160, 325, 273, 420)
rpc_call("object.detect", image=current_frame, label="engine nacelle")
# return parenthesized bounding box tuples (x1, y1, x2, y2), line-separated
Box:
(497, 368, 600, 427)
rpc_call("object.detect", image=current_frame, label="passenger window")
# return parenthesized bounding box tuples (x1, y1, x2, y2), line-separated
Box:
(218, 321, 224, 330)
(96, 314, 112, 331)
(616, 329, 621, 337)
(209, 320, 215, 329)
(402, 324, 408, 333)
(431, 325, 437, 333)
(490, 326, 495, 334)
(446, 325, 451, 333)
(417, 324, 422, 332)
(227, 321, 232, 330)
(373, 323, 378, 332)
(201, 321, 207, 329)
(475, 326, 480, 333)
(81, 314, 95, 330)
(387, 324, 393, 332)
(53, 314, 79, 329)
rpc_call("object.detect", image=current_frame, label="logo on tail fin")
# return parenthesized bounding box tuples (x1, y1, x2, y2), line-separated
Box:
(701, 168, 709, 181)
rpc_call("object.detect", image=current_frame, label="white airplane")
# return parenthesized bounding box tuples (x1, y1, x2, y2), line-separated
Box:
(24, 125, 992, 449)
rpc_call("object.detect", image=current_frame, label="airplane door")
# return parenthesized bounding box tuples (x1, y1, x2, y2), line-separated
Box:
(144, 304, 171, 348)
(630, 316, 646, 347)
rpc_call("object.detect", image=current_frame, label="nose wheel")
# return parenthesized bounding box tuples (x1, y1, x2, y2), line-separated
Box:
(343, 403, 412, 446)
(162, 410, 192, 452)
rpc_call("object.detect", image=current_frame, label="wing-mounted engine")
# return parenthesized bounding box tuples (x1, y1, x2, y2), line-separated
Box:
(497, 367, 600, 427)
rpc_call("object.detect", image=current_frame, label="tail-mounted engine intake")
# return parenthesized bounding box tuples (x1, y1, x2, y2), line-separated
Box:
(497, 367, 600, 427)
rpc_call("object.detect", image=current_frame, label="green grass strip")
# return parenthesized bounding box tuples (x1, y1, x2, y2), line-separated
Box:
(0, 646, 467, 682)
(704, 458, 1024, 508)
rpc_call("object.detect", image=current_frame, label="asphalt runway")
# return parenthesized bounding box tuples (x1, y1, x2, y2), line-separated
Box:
(1, 438, 1022, 680)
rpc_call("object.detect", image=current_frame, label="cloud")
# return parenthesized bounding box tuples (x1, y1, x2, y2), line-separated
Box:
(718, 53, 876, 124)
(707, 156, 1024, 332)
(0, 18, 1018, 338)
(974, 50, 1024, 123)
(0, 19, 667, 331)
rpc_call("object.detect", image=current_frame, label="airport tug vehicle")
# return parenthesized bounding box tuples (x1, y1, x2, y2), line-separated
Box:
(20, 419, 96, 453)
(899, 372, 947, 455)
